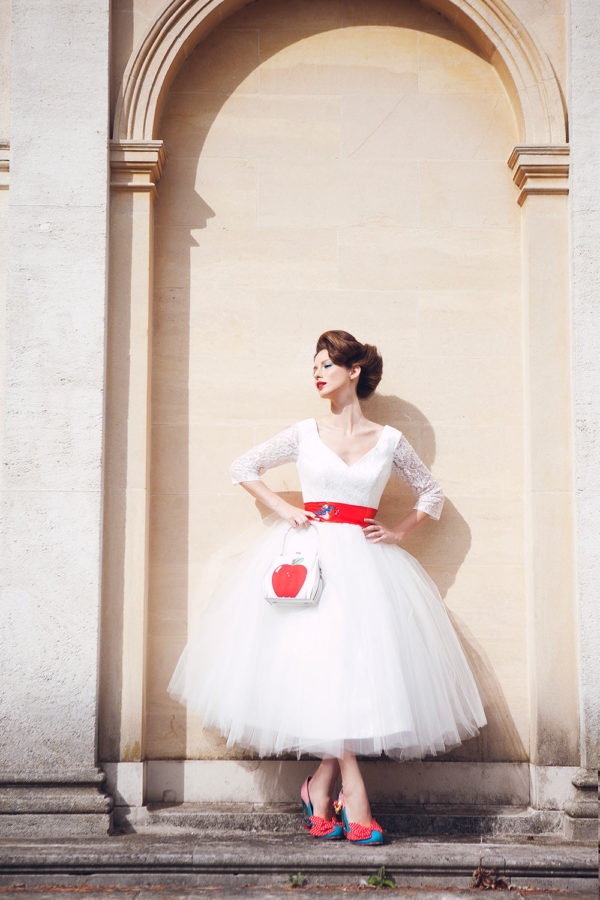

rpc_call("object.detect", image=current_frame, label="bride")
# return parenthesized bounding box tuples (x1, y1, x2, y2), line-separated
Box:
(168, 330, 486, 845)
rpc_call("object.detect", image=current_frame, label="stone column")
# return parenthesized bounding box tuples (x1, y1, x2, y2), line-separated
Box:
(0, 0, 111, 835)
(508, 147, 579, 767)
(98, 142, 164, 804)
(564, 0, 600, 842)
(569, 0, 600, 773)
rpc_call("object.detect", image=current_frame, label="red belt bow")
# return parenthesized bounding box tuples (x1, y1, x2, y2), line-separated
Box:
(304, 501, 377, 526)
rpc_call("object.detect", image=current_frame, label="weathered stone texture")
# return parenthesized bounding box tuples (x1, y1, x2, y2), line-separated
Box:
(0, 2, 9, 140)
(569, 0, 600, 769)
(0, 0, 110, 793)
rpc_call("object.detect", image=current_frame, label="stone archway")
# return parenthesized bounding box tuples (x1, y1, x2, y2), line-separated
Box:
(113, 0, 566, 143)
(103, 0, 575, 810)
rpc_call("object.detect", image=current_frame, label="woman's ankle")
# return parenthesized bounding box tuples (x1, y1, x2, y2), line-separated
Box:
(339, 784, 372, 827)
(309, 766, 339, 797)
(307, 785, 334, 820)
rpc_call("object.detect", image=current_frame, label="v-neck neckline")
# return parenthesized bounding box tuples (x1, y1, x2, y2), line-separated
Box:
(312, 418, 387, 469)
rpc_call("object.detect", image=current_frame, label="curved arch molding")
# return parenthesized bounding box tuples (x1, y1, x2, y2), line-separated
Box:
(112, 0, 567, 146)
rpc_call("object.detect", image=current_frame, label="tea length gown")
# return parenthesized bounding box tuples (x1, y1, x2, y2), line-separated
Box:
(168, 418, 486, 760)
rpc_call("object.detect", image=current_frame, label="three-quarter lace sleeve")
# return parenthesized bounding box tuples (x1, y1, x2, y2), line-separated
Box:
(230, 424, 300, 484)
(391, 433, 444, 520)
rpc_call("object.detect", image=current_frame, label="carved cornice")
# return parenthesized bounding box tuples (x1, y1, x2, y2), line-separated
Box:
(0, 140, 9, 190)
(508, 145, 570, 206)
(110, 140, 166, 194)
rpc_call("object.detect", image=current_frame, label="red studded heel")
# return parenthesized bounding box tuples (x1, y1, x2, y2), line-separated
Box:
(300, 777, 344, 840)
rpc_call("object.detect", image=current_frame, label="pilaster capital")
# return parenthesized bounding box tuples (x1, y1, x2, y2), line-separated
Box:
(110, 140, 166, 194)
(0, 140, 9, 190)
(508, 145, 570, 206)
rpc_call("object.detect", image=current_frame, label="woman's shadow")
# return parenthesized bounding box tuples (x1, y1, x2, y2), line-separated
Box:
(368, 394, 527, 763)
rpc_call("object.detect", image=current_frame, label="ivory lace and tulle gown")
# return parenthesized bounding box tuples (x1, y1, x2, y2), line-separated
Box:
(168, 418, 486, 759)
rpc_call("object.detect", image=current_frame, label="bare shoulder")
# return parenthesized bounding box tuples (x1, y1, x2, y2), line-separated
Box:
(354, 418, 385, 439)
(363, 419, 385, 438)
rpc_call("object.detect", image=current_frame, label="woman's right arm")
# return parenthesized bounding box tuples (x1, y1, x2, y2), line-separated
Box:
(239, 480, 315, 527)
(230, 424, 315, 527)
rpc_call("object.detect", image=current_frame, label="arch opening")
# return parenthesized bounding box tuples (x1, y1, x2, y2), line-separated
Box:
(113, 0, 567, 145)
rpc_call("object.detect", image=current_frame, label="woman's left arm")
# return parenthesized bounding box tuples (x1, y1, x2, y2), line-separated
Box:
(364, 508, 430, 544)
(363, 433, 444, 545)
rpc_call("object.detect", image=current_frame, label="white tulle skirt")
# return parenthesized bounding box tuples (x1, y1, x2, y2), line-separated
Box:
(168, 517, 486, 759)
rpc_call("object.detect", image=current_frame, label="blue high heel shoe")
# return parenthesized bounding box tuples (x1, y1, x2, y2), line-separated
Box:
(334, 789, 384, 845)
(300, 777, 344, 839)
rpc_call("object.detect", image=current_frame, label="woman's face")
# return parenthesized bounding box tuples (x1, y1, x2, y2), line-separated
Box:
(313, 349, 357, 398)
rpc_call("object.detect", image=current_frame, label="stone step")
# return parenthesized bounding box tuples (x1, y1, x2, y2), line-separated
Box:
(0, 833, 596, 894)
(116, 801, 564, 838)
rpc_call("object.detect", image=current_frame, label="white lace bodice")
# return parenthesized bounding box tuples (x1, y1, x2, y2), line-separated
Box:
(230, 419, 444, 519)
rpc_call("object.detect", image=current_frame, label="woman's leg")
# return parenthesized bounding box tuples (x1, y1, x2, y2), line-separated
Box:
(339, 752, 372, 826)
(306, 757, 340, 819)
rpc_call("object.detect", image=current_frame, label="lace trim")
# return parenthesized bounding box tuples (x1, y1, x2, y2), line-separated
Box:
(391, 433, 444, 520)
(230, 424, 299, 484)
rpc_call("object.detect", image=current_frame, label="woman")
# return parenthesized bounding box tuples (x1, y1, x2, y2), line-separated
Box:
(168, 330, 486, 845)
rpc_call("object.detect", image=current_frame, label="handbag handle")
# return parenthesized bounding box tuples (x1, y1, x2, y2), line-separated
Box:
(280, 521, 320, 556)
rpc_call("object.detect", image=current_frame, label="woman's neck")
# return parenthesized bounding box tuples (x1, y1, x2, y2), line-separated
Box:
(324, 396, 365, 434)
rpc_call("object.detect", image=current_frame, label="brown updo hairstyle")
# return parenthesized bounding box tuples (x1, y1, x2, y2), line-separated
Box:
(315, 330, 383, 399)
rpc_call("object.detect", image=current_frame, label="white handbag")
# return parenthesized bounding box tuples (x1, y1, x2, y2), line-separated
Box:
(264, 524, 323, 607)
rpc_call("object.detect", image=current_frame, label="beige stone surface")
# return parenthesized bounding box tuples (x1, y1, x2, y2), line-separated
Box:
(0, 0, 585, 831)
(161, 93, 342, 160)
(418, 162, 519, 228)
(113, 0, 566, 145)
(110, 0, 162, 122)
(258, 158, 420, 228)
(258, 25, 419, 95)
(508, 0, 567, 87)
(100, 157, 161, 760)
(339, 92, 517, 161)
(418, 30, 505, 95)
(0, 2, 10, 138)
(101, 0, 572, 768)
(172, 26, 260, 95)
(570, 0, 600, 769)
(339, 226, 520, 293)
(528, 491, 579, 764)
(394, 354, 523, 429)
(140, 758, 533, 804)
(523, 195, 572, 492)
(0, 189, 7, 430)
(2, 0, 110, 796)
(143, 0, 527, 762)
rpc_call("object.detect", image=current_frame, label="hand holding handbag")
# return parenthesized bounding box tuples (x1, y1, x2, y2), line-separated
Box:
(264, 524, 323, 607)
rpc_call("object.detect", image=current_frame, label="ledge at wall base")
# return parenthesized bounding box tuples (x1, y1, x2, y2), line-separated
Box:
(113, 801, 565, 841)
(562, 768, 599, 843)
(0, 772, 113, 837)
(563, 813, 598, 843)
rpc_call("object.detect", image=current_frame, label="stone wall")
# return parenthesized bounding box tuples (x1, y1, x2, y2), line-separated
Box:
(141, 0, 528, 763)
(569, 0, 600, 770)
(1, 0, 596, 835)
(0, 0, 112, 834)
(100, 0, 584, 785)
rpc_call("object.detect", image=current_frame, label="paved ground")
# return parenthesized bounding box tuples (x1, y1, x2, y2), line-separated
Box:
(0, 887, 595, 899)
(0, 832, 596, 899)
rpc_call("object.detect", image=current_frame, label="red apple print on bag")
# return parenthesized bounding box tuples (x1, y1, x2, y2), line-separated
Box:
(272, 557, 308, 598)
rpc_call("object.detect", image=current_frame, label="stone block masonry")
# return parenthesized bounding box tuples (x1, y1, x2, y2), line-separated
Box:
(0, 0, 112, 834)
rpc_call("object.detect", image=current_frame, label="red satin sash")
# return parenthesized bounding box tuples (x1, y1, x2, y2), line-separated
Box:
(304, 501, 377, 526)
